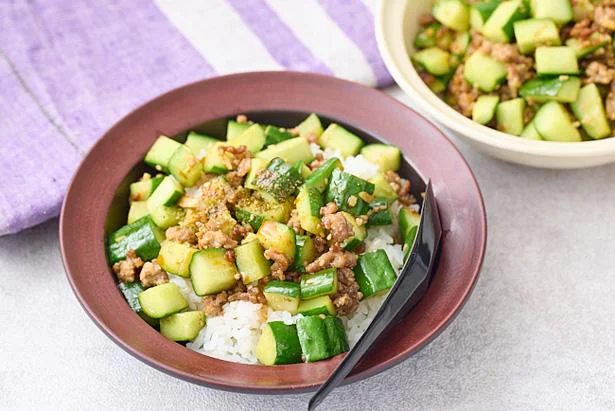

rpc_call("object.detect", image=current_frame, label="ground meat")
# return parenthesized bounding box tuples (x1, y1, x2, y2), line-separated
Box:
(202, 292, 228, 317)
(225, 157, 252, 187)
(385, 171, 415, 206)
(264, 249, 291, 280)
(218, 145, 252, 170)
(165, 226, 197, 245)
(225, 249, 236, 263)
(312, 236, 328, 254)
(606, 82, 615, 121)
(232, 223, 251, 240)
(202, 281, 266, 317)
(448, 64, 480, 117)
(309, 153, 326, 170)
(570, 18, 595, 41)
(584, 61, 615, 84)
(284, 271, 302, 283)
(595, 2, 615, 32)
(490, 44, 534, 98)
(320, 201, 338, 216)
(332, 268, 363, 316)
(305, 244, 357, 272)
(139, 260, 168, 288)
(197, 230, 237, 249)
(322, 212, 354, 244)
(287, 209, 304, 234)
(228, 282, 267, 305)
(112, 250, 143, 283)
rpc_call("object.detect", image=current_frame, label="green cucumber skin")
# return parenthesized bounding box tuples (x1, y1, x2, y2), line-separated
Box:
(304, 157, 343, 193)
(264, 125, 293, 146)
(298, 306, 331, 316)
(474, 0, 501, 21)
(403, 226, 419, 261)
(296, 316, 331, 362)
(268, 322, 303, 365)
(118, 282, 159, 326)
(354, 250, 398, 298)
(519, 77, 580, 102)
(367, 209, 392, 226)
(399, 208, 421, 243)
(323, 316, 349, 357)
(326, 169, 375, 217)
(300, 268, 337, 299)
(107, 216, 163, 264)
(292, 235, 317, 272)
(414, 23, 441, 49)
(130, 175, 164, 202)
(144, 136, 182, 173)
(185, 131, 218, 155)
(235, 207, 265, 231)
(367, 199, 393, 227)
(255, 157, 304, 201)
(263, 281, 301, 298)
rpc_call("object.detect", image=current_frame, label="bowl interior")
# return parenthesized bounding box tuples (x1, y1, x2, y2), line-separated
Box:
(60, 72, 486, 393)
(106, 111, 427, 234)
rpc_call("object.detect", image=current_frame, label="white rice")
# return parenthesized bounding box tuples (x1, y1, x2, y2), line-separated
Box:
(179, 149, 409, 363)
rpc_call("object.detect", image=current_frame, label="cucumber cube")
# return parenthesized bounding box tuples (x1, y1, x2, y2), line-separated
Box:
(235, 240, 271, 284)
(256, 322, 302, 365)
(531, 0, 573, 25)
(433, 0, 470, 32)
(138, 283, 188, 319)
(413, 47, 451, 76)
(513, 19, 561, 54)
(157, 240, 198, 278)
(318, 124, 364, 158)
(571, 84, 612, 140)
(464, 52, 507, 92)
(190, 248, 238, 296)
(470, 0, 501, 30)
(107, 216, 165, 264)
(160, 311, 206, 341)
(520, 121, 543, 140)
(473, 95, 500, 125)
(295, 113, 324, 140)
(496, 98, 526, 136)
(519, 77, 581, 103)
(263, 281, 301, 314)
(353, 250, 397, 298)
(535, 46, 579, 75)
(533, 101, 582, 142)
(482, 0, 529, 43)
(185, 131, 218, 157)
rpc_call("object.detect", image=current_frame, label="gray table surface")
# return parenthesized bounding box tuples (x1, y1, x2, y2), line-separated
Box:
(2, 87, 615, 411)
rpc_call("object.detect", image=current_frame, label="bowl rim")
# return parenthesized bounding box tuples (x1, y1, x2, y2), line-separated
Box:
(59, 71, 487, 393)
(375, 0, 615, 158)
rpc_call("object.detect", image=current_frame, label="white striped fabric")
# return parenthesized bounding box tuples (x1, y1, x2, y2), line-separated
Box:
(154, 0, 283, 73)
(153, 0, 391, 87)
(265, 0, 376, 85)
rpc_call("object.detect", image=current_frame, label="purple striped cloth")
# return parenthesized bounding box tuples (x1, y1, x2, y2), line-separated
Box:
(0, 0, 391, 236)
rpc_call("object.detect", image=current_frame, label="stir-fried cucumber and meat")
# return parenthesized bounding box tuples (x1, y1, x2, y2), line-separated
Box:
(413, 0, 615, 141)
(107, 113, 420, 365)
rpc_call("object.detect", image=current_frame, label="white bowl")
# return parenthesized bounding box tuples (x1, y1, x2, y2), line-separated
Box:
(376, 0, 615, 169)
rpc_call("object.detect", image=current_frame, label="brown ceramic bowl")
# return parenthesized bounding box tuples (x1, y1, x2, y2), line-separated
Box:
(59, 72, 486, 393)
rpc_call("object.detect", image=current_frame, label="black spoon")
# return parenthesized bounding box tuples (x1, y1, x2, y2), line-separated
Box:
(308, 180, 442, 411)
